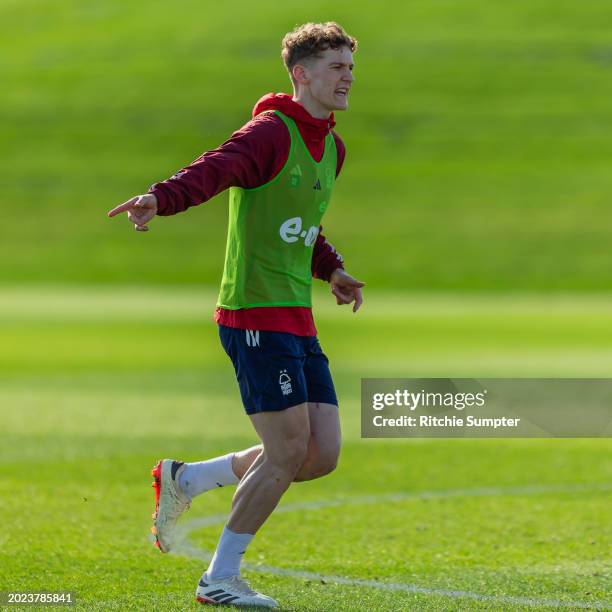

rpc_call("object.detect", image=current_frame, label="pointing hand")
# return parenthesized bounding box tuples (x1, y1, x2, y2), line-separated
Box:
(107, 194, 158, 232)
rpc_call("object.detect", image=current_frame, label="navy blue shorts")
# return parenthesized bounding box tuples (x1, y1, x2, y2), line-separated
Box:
(219, 325, 338, 415)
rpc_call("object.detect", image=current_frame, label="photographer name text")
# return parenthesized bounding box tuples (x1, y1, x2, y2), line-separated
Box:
(371, 388, 521, 430)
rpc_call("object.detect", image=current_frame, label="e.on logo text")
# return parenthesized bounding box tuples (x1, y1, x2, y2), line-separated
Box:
(279, 217, 319, 247)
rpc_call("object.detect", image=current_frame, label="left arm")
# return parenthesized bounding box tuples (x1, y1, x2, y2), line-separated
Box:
(311, 228, 344, 281)
(310, 132, 364, 312)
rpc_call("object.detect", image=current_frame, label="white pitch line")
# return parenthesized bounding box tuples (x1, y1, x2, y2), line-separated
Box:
(172, 482, 612, 610)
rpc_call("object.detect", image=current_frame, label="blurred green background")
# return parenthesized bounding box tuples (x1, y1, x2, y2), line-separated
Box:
(2, 2, 611, 609)
(3, 0, 612, 289)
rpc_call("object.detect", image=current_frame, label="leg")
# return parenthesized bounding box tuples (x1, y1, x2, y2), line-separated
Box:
(150, 445, 265, 553)
(227, 402, 311, 534)
(204, 402, 309, 583)
(186, 335, 339, 500)
(294, 402, 341, 481)
(178, 445, 262, 499)
(203, 327, 315, 585)
(232, 445, 262, 478)
(294, 334, 341, 482)
(234, 400, 341, 483)
(184, 399, 339, 502)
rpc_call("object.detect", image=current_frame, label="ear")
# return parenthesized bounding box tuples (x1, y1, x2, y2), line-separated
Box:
(292, 63, 309, 85)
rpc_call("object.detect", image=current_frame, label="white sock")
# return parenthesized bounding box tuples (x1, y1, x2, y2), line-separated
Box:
(206, 526, 254, 581)
(178, 453, 239, 499)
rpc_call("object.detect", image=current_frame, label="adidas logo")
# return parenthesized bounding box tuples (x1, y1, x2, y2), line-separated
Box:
(197, 580, 240, 605)
(245, 329, 260, 347)
(313, 178, 321, 190)
(289, 164, 302, 187)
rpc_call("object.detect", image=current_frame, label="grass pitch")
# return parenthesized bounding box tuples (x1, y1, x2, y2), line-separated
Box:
(1, 287, 610, 610)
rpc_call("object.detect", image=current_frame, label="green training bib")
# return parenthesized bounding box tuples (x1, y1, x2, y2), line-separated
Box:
(217, 110, 337, 309)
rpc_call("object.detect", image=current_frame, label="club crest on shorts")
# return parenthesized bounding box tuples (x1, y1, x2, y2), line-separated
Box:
(279, 370, 292, 395)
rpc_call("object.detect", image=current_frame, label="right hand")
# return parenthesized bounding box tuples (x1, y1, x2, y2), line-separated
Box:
(107, 193, 158, 232)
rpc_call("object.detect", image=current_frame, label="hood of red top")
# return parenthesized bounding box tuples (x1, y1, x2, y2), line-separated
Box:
(252, 93, 336, 134)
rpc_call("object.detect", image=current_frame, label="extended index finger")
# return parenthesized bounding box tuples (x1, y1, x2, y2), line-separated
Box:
(347, 278, 366, 288)
(352, 288, 363, 313)
(107, 196, 138, 218)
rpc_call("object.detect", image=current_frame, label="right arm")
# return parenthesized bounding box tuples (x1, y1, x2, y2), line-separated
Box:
(107, 112, 289, 229)
(150, 112, 288, 216)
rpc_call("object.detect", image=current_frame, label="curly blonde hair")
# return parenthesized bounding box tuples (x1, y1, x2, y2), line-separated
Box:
(281, 22, 357, 79)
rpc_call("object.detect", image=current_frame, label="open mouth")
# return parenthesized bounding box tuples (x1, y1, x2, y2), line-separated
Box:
(334, 88, 349, 98)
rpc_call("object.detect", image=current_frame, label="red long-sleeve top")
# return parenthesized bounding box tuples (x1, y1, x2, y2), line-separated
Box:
(149, 93, 346, 336)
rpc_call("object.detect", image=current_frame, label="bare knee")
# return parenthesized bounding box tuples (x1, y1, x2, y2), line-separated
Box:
(265, 433, 309, 480)
(295, 441, 340, 481)
(312, 448, 339, 478)
(285, 437, 310, 472)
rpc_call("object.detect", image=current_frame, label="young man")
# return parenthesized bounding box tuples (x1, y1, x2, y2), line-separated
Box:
(108, 22, 362, 608)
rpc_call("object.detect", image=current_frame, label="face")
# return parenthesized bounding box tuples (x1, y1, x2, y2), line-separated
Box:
(295, 46, 355, 113)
